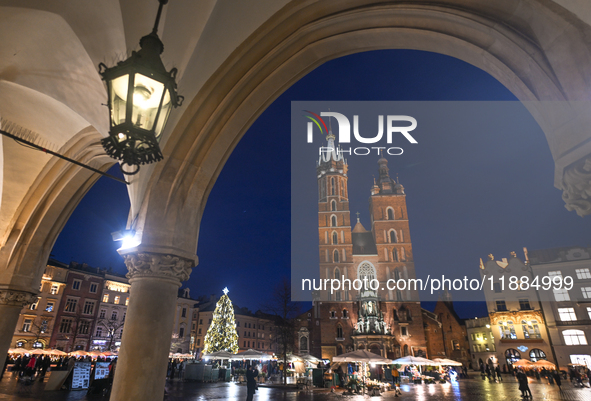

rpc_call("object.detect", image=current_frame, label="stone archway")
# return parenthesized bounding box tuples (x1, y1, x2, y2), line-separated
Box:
(110, 3, 591, 399)
(2, 2, 591, 400)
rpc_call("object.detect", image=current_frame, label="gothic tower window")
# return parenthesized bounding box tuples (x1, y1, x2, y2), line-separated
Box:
(337, 324, 343, 338)
(394, 269, 400, 281)
(393, 249, 398, 262)
(332, 232, 338, 244)
(320, 179, 326, 199)
(396, 290, 403, 301)
(403, 344, 409, 356)
(334, 250, 340, 263)
(401, 247, 406, 261)
(387, 208, 394, 220)
(334, 267, 340, 279)
(331, 215, 337, 227)
(389, 230, 398, 243)
(357, 262, 377, 292)
(331, 177, 335, 195)
(331, 200, 337, 211)
(343, 309, 348, 318)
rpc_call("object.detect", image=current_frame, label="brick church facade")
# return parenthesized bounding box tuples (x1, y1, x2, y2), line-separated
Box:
(296, 132, 427, 360)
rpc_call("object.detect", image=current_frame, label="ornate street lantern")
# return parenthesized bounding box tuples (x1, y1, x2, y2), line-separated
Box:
(99, 0, 183, 174)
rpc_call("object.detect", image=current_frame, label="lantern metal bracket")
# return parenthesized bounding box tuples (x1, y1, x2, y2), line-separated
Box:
(0, 128, 129, 185)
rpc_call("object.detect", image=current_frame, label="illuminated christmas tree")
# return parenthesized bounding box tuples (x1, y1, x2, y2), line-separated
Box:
(203, 287, 239, 354)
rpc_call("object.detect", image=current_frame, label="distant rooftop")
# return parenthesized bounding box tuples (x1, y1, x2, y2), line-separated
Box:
(528, 246, 591, 264)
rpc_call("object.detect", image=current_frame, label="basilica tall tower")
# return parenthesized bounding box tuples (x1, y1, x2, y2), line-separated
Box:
(317, 131, 353, 302)
(310, 137, 427, 361)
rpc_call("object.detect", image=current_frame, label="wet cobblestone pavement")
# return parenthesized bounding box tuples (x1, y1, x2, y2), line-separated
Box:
(1, 373, 591, 400)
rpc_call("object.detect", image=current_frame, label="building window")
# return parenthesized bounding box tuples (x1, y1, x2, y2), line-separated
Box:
(393, 249, 398, 262)
(452, 340, 460, 350)
(103, 294, 109, 303)
(522, 320, 541, 339)
(582, 287, 591, 298)
(29, 298, 40, 310)
(499, 321, 517, 339)
(65, 298, 78, 312)
(330, 310, 336, 319)
(548, 271, 562, 278)
(563, 329, 588, 345)
(179, 328, 185, 338)
(45, 301, 54, 312)
(198, 328, 202, 334)
(59, 318, 72, 333)
(575, 268, 591, 279)
(558, 308, 577, 321)
(114, 296, 120, 304)
(331, 216, 337, 227)
(32, 341, 43, 349)
(493, 283, 502, 293)
(111, 311, 118, 320)
(387, 208, 394, 220)
(196, 339, 200, 346)
(336, 325, 343, 338)
(300, 336, 308, 351)
(83, 301, 95, 315)
(519, 299, 531, 310)
(79, 321, 90, 335)
(587, 307, 591, 320)
(496, 300, 507, 311)
(182, 308, 187, 318)
(332, 232, 338, 244)
(22, 319, 32, 332)
(529, 349, 546, 362)
(50, 284, 59, 295)
(90, 283, 98, 293)
(331, 200, 337, 211)
(389, 230, 397, 243)
(401, 326, 408, 336)
(333, 250, 340, 263)
(125, 297, 129, 306)
(554, 288, 570, 301)
(99, 309, 106, 319)
(403, 344, 409, 356)
(72, 279, 81, 290)
(343, 309, 348, 318)
(96, 326, 103, 337)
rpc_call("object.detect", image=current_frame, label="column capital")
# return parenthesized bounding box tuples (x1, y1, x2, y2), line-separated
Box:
(0, 289, 38, 307)
(124, 252, 194, 283)
(562, 155, 591, 216)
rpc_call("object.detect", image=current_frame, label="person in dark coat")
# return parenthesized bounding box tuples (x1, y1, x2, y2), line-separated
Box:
(246, 365, 258, 401)
(552, 369, 562, 390)
(517, 368, 532, 398)
(495, 365, 502, 382)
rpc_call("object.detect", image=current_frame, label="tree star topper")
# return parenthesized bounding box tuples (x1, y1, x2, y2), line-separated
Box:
(223, 287, 229, 295)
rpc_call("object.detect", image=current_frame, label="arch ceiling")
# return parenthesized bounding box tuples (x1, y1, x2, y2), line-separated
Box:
(1, 0, 591, 293)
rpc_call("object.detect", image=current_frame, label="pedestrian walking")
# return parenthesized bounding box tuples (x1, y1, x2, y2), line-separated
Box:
(391, 366, 401, 397)
(246, 365, 258, 401)
(495, 365, 502, 382)
(552, 370, 562, 391)
(517, 368, 532, 398)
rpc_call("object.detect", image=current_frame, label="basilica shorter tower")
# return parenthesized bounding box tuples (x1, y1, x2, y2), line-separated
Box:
(296, 133, 427, 360)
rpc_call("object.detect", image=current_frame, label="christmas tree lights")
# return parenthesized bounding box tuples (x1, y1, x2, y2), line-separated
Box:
(203, 287, 239, 354)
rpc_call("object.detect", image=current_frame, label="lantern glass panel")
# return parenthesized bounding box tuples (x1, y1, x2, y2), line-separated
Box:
(109, 74, 130, 127)
(154, 98, 172, 139)
(130, 73, 169, 134)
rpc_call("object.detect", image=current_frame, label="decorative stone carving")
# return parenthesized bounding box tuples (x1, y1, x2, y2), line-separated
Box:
(124, 252, 194, 282)
(0, 289, 38, 307)
(562, 156, 591, 217)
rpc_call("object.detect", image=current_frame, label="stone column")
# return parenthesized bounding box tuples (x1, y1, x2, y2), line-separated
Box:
(0, 288, 37, 373)
(110, 252, 194, 401)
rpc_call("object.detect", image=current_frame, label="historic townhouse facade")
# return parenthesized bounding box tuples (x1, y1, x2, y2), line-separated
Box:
(480, 251, 555, 371)
(90, 274, 130, 352)
(528, 246, 591, 369)
(11, 260, 69, 350)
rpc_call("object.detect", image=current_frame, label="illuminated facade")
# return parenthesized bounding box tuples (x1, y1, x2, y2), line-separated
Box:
(11, 260, 68, 350)
(480, 251, 555, 371)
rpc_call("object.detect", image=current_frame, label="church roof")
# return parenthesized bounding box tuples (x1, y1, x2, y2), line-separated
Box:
(352, 220, 368, 233)
(352, 231, 378, 255)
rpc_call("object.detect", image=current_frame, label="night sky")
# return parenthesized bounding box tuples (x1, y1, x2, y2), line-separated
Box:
(51, 50, 589, 319)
